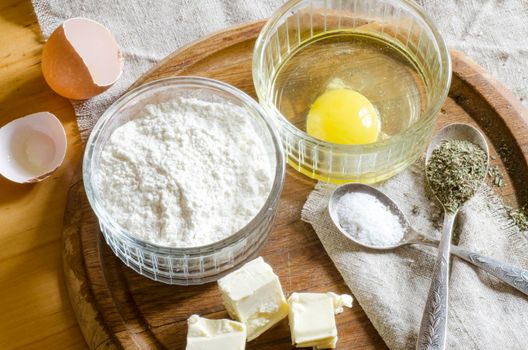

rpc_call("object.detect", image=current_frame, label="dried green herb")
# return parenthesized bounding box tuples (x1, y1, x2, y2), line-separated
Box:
(431, 210, 443, 230)
(411, 205, 420, 216)
(426, 140, 487, 212)
(509, 204, 528, 231)
(498, 143, 515, 172)
(487, 165, 504, 187)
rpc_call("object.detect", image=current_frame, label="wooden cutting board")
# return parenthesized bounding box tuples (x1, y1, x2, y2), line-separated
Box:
(62, 20, 528, 350)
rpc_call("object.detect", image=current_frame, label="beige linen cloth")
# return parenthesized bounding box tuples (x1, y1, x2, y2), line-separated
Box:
(303, 167, 528, 349)
(32, 0, 528, 349)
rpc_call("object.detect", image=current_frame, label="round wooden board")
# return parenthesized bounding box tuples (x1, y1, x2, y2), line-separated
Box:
(63, 21, 528, 350)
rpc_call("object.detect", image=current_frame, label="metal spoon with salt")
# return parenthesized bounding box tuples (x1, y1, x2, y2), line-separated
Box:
(328, 183, 528, 294)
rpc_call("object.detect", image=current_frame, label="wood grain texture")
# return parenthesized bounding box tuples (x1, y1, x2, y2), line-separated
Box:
(0, 0, 87, 349)
(63, 21, 528, 350)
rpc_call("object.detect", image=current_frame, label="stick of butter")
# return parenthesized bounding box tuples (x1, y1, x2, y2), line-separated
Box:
(186, 314, 246, 350)
(288, 292, 353, 349)
(217, 257, 289, 341)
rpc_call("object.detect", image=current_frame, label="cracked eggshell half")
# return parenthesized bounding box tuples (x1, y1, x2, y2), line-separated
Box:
(42, 17, 123, 100)
(0, 112, 67, 183)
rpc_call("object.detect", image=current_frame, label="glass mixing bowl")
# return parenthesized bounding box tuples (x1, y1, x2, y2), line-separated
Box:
(83, 77, 285, 285)
(253, 0, 451, 183)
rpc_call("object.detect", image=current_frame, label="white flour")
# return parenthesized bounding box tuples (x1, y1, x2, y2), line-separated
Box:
(336, 192, 404, 246)
(97, 97, 274, 247)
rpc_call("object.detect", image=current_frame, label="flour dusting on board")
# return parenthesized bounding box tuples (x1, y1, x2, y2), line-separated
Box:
(97, 97, 274, 247)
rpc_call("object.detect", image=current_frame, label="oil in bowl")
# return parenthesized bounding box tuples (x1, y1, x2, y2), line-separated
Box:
(273, 31, 428, 144)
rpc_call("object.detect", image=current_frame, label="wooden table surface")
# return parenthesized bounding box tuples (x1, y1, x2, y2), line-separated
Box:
(0, 0, 88, 348)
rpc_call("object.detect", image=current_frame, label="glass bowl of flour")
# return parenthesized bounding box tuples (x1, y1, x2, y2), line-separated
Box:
(83, 77, 285, 285)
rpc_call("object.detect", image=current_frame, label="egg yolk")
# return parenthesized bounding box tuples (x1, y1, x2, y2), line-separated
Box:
(306, 88, 380, 145)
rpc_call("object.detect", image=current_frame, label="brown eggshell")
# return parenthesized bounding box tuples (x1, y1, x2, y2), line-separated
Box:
(41, 18, 123, 100)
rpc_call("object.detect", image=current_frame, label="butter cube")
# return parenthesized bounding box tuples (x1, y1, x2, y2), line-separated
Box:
(217, 257, 289, 341)
(288, 292, 353, 349)
(186, 315, 246, 350)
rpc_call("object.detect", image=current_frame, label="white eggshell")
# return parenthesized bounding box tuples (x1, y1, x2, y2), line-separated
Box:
(42, 17, 123, 100)
(0, 112, 67, 183)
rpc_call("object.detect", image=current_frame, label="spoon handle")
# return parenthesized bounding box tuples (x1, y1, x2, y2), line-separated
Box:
(450, 245, 528, 295)
(410, 233, 528, 295)
(416, 212, 455, 350)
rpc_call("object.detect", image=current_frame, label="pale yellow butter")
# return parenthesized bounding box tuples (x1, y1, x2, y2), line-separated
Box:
(217, 257, 289, 341)
(288, 292, 353, 349)
(186, 314, 246, 350)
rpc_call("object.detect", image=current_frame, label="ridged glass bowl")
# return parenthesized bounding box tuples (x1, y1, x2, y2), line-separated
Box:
(253, 0, 451, 183)
(83, 77, 285, 285)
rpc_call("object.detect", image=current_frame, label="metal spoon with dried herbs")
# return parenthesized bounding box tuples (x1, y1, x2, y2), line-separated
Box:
(426, 139, 488, 212)
(417, 125, 489, 350)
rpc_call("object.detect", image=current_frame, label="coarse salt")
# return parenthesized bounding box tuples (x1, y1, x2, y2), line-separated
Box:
(336, 192, 404, 246)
